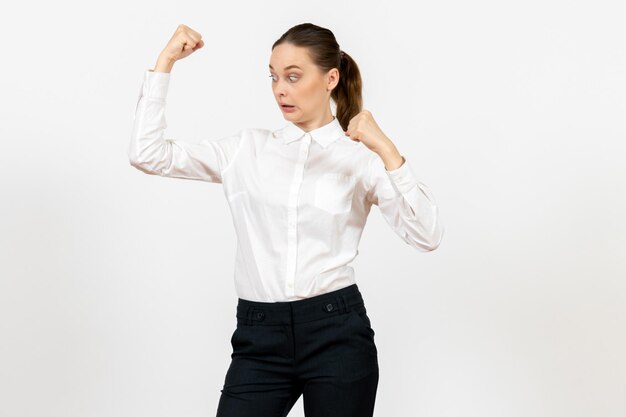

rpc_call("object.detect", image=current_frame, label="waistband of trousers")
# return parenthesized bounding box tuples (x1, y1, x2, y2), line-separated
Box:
(235, 283, 364, 325)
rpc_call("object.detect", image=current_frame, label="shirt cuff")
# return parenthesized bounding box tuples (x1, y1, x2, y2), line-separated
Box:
(142, 69, 171, 99)
(385, 156, 419, 195)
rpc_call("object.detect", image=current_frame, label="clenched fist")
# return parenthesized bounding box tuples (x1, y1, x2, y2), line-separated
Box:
(153, 24, 204, 72)
(343, 110, 389, 152)
(161, 24, 204, 62)
(344, 110, 405, 170)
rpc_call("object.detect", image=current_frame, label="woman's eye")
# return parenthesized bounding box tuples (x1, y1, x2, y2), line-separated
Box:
(268, 74, 299, 82)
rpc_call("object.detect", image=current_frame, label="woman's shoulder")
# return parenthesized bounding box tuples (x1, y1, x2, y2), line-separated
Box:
(236, 125, 290, 143)
(228, 127, 282, 149)
(237, 126, 278, 137)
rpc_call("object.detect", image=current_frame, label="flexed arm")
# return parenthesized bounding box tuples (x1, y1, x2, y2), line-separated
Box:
(344, 110, 444, 251)
(128, 24, 243, 183)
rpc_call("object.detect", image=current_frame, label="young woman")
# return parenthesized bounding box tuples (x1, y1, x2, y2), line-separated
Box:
(129, 22, 444, 417)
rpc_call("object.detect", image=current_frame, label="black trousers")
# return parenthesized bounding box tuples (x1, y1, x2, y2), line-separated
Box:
(215, 283, 379, 417)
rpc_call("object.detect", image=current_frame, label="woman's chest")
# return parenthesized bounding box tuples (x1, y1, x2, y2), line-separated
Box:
(223, 139, 371, 217)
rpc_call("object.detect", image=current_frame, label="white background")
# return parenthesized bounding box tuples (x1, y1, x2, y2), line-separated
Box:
(1, 0, 624, 416)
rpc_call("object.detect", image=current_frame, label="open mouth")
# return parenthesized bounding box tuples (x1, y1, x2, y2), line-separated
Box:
(281, 104, 295, 108)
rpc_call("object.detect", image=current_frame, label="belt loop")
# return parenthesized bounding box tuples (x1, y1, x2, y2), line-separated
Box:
(338, 294, 349, 314)
(335, 295, 343, 314)
(246, 305, 253, 326)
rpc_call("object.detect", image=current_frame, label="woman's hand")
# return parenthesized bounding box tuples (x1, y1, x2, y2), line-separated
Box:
(153, 24, 204, 72)
(344, 110, 405, 170)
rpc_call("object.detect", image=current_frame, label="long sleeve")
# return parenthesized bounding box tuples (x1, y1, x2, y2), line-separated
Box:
(128, 69, 243, 183)
(365, 155, 444, 251)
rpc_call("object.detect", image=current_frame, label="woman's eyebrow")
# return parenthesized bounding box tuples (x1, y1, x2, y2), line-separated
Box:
(269, 64, 303, 70)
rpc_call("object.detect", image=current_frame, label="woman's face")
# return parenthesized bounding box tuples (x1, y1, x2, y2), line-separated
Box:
(269, 43, 339, 124)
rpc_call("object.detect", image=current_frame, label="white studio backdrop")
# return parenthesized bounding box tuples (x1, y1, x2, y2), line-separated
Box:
(0, 1, 624, 416)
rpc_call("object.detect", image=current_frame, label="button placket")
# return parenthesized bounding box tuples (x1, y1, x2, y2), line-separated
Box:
(285, 133, 312, 296)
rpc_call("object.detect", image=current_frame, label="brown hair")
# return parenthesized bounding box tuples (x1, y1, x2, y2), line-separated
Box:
(272, 23, 363, 131)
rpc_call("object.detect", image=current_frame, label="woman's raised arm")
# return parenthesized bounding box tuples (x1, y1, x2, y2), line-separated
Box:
(128, 69, 243, 183)
(128, 24, 243, 183)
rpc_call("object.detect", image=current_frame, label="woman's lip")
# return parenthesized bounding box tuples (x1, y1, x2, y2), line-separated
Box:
(281, 104, 297, 113)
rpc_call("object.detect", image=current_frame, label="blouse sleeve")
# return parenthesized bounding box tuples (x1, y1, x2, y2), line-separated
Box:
(128, 69, 243, 183)
(365, 154, 444, 251)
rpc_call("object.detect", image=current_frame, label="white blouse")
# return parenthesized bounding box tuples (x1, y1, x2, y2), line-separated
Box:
(129, 69, 444, 302)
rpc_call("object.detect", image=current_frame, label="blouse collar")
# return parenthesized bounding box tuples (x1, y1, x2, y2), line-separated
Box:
(280, 116, 345, 148)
